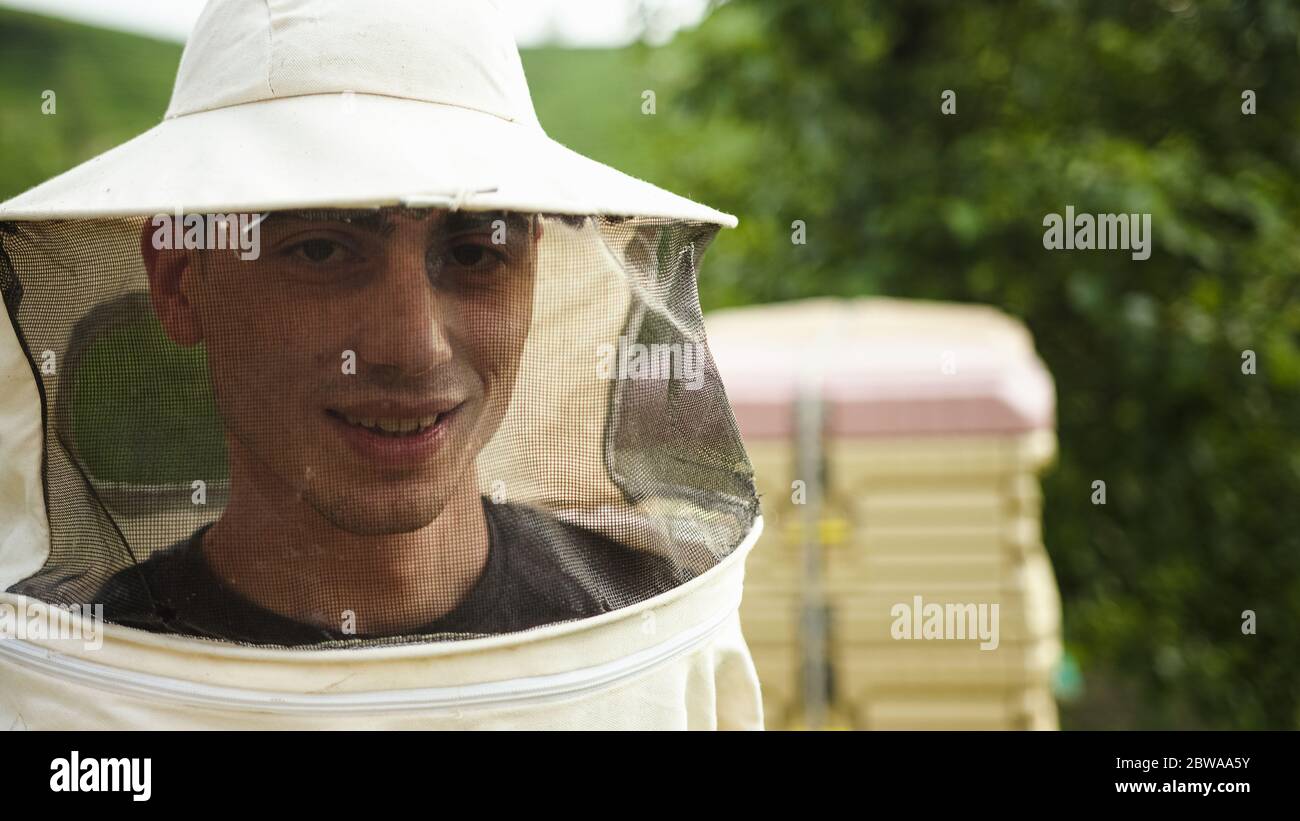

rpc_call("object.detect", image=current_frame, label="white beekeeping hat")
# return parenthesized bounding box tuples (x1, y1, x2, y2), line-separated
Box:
(0, 0, 737, 225)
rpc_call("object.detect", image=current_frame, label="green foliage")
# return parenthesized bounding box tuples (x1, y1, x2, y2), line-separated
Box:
(72, 314, 226, 484)
(670, 0, 1300, 728)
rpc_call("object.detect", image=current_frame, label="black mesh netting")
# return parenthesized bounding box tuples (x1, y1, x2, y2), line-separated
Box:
(0, 208, 758, 647)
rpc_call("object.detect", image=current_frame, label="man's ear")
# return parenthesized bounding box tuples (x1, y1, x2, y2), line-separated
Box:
(140, 221, 203, 346)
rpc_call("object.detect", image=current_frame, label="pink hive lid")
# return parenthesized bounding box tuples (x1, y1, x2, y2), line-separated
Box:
(706, 297, 1056, 440)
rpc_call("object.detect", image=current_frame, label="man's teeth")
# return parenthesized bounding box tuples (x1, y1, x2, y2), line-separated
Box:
(340, 413, 440, 434)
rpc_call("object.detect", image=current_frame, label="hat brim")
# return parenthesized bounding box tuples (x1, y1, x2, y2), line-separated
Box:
(0, 92, 737, 227)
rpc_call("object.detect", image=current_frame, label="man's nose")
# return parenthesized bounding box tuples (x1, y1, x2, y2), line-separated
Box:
(357, 249, 454, 378)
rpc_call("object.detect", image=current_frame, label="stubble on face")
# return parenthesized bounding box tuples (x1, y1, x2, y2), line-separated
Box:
(188, 208, 538, 537)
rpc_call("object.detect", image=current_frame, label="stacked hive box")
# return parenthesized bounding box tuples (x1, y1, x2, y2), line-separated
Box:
(708, 298, 1061, 729)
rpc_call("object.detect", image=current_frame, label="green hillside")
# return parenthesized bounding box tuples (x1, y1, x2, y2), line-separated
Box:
(0, 9, 180, 199)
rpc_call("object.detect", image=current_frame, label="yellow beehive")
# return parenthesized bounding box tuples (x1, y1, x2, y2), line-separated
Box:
(711, 298, 1061, 729)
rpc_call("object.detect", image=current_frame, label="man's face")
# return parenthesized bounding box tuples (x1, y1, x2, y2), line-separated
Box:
(168, 208, 537, 534)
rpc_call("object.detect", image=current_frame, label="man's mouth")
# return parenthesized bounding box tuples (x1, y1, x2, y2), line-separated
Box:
(324, 402, 466, 467)
(328, 410, 448, 437)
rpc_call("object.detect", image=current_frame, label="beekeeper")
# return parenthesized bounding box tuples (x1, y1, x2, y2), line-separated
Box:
(0, 0, 764, 730)
(94, 207, 690, 645)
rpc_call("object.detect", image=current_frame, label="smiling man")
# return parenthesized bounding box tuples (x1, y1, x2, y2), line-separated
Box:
(0, 0, 765, 731)
(93, 207, 685, 645)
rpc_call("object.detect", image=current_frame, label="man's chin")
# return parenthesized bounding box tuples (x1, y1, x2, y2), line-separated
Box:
(312, 494, 453, 537)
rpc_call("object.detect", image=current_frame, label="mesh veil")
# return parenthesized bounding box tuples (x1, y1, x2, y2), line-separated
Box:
(0, 210, 758, 647)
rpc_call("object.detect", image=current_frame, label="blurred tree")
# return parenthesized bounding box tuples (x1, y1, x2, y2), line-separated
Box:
(671, 0, 1300, 728)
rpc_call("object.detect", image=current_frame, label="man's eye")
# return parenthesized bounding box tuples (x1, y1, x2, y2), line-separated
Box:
(448, 242, 503, 269)
(289, 239, 351, 264)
